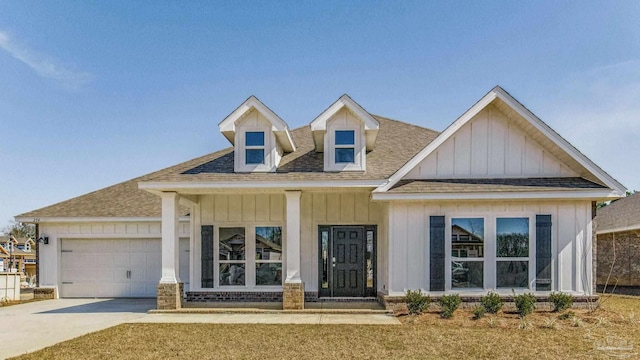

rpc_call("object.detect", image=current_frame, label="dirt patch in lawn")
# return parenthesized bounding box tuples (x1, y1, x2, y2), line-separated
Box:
(11, 295, 640, 360)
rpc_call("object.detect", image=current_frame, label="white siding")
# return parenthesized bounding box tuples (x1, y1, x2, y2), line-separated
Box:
(196, 191, 386, 292)
(405, 105, 578, 179)
(387, 200, 593, 296)
(39, 221, 190, 298)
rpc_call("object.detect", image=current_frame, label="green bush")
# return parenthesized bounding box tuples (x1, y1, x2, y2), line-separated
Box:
(481, 291, 503, 314)
(439, 294, 462, 318)
(513, 292, 536, 318)
(549, 292, 573, 312)
(405, 289, 431, 315)
(472, 306, 485, 320)
(558, 310, 575, 320)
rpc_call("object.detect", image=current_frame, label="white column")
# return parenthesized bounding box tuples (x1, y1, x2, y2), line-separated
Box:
(160, 192, 181, 284)
(285, 190, 302, 283)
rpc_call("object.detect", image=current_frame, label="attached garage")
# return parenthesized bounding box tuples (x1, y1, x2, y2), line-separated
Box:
(60, 238, 190, 298)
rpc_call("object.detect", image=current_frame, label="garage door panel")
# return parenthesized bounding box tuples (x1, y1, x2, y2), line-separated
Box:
(61, 238, 162, 298)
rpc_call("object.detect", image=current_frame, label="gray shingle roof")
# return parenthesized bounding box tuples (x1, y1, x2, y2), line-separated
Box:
(596, 192, 640, 232)
(16, 116, 439, 219)
(388, 177, 607, 193)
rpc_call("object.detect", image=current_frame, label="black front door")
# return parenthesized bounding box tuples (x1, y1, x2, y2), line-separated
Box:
(318, 225, 376, 298)
(331, 227, 365, 297)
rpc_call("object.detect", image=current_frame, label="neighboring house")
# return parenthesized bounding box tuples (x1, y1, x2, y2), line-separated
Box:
(596, 192, 640, 294)
(15, 86, 626, 310)
(0, 235, 36, 277)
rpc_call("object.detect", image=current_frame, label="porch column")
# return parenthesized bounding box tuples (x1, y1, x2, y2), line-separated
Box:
(157, 192, 183, 310)
(284, 190, 304, 309)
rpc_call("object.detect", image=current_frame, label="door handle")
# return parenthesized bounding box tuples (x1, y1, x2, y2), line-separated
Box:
(332, 257, 336, 267)
(126, 270, 131, 279)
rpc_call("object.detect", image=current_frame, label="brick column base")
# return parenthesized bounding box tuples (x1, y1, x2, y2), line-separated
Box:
(157, 283, 183, 310)
(283, 282, 305, 310)
(33, 287, 56, 300)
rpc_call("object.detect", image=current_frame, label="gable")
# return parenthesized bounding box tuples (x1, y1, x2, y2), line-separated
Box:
(377, 86, 626, 197)
(405, 104, 577, 179)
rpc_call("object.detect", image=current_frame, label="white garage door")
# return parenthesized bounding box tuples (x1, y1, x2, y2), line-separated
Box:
(60, 238, 190, 298)
(61, 239, 161, 298)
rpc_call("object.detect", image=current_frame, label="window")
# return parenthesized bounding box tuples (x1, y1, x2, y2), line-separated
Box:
(219, 227, 246, 286)
(255, 227, 282, 286)
(245, 131, 265, 165)
(334, 130, 355, 163)
(451, 218, 484, 288)
(496, 218, 530, 288)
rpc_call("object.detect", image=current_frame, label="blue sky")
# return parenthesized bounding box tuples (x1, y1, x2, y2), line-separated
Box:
(1, 1, 639, 228)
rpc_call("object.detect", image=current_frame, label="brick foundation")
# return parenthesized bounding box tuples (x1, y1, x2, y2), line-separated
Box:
(33, 287, 56, 300)
(283, 282, 305, 310)
(186, 291, 318, 303)
(157, 283, 184, 310)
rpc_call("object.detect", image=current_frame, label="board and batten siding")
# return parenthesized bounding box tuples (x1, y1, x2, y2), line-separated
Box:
(196, 191, 386, 292)
(405, 105, 577, 179)
(387, 200, 593, 296)
(38, 221, 190, 296)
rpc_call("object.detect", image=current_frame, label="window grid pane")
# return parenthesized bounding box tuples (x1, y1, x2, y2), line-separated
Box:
(246, 149, 265, 164)
(497, 261, 529, 288)
(245, 131, 264, 146)
(497, 218, 529, 257)
(335, 148, 355, 163)
(219, 227, 245, 261)
(335, 130, 355, 145)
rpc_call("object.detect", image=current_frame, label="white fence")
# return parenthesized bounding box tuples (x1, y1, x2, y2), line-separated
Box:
(0, 273, 21, 301)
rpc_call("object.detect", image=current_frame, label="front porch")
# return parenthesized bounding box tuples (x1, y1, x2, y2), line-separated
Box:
(154, 189, 386, 310)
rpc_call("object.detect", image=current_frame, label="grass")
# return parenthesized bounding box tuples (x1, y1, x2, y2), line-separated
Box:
(11, 295, 640, 360)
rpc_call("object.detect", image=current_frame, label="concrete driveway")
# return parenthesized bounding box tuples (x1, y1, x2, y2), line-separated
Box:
(1, 298, 400, 359)
(0, 298, 154, 359)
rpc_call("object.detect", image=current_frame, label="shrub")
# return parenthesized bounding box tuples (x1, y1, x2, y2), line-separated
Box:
(558, 311, 575, 320)
(549, 292, 573, 312)
(472, 306, 485, 320)
(439, 294, 462, 318)
(513, 292, 536, 318)
(405, 289, 431, 315)
(481, 291, 503, 314)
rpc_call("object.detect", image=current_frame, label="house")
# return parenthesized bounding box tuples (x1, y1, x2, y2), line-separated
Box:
(0, 236, 36, 279)
(596, 192, 640, 294)
(15, 86, 626, 310)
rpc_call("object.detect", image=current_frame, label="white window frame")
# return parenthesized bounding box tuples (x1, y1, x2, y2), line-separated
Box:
(245, 131, 266, 165)
(234, 124, 274, 173)
(495, 216, 535, 291)
(254, 226, 283, 287)
(202, 222, 285, 291)
(448, 216, 486, 291)
(324, 125, 365, 172)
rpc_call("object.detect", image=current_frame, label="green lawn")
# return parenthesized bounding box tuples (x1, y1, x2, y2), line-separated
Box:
(12, 295, 640, 360)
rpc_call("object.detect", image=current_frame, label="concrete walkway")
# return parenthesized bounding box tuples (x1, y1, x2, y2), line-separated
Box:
(0, 298, 400, 359)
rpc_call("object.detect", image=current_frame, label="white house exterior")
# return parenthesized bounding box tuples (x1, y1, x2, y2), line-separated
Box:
(16, 87, 626, 309)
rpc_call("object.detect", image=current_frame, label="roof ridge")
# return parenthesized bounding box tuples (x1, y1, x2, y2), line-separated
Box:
(370, 114, 440, 134)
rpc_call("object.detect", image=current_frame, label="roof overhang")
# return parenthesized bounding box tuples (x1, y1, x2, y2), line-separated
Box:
(375, 86, 627, 197)
(372, 189, 620, 201)
(14, 216, 190, 224)
(218, 95, 296, 152)
(310, 94, 379, 151)
(139, 179, 386, 193)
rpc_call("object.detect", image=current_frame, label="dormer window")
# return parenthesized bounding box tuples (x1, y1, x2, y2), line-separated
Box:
(335, 130, 355, 163)
(218, 96, 295, 173)
(310, 95, 379, 172)
(245, 131, 265, 165)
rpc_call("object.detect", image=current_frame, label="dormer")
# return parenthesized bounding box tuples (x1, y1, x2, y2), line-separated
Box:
(310, 95, 379, 172)
(219, 96, 295, 173)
